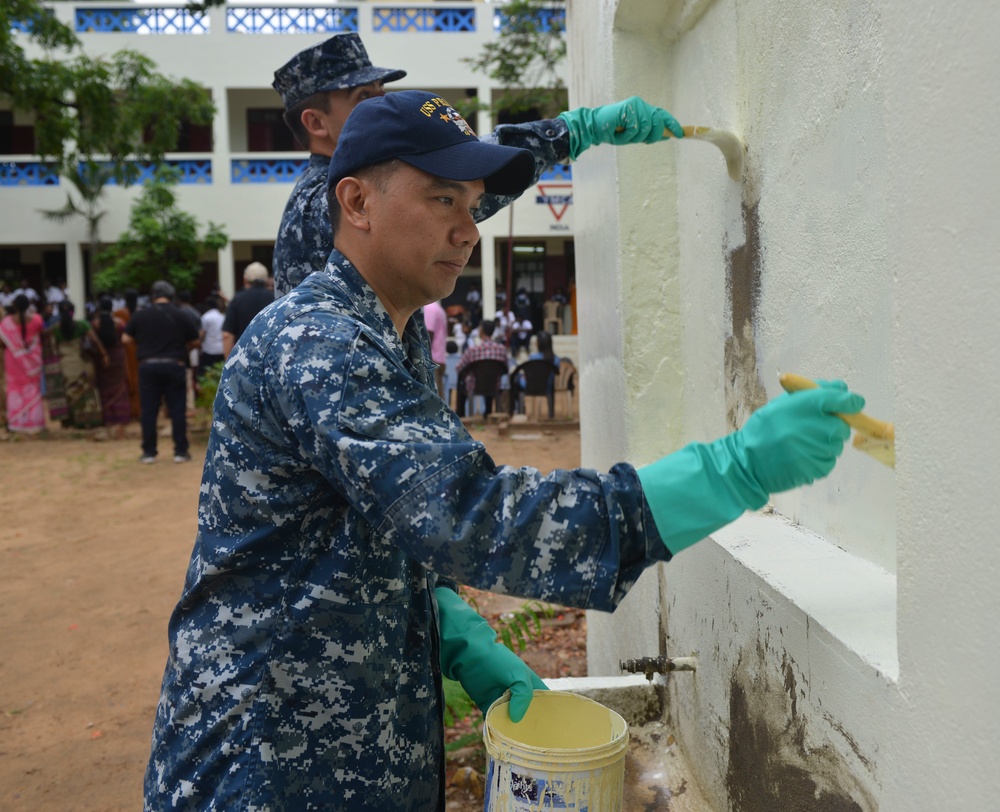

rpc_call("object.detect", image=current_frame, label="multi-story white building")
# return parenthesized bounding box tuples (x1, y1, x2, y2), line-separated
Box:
(2, 1, 576, 335)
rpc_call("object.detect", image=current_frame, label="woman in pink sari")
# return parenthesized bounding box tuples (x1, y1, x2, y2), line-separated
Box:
(1, 294, 46, 434)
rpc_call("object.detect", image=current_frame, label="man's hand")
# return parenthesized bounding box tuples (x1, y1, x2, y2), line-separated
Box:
(637, 382, 864, 555)
(558, 96, 684, 160)
(736, 381, 864, 493)
(435, 587, 547, 722)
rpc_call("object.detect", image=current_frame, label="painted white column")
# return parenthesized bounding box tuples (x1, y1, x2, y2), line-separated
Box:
(217, 242, 236, 301)
(881, 3, 1000, 809)
(65, 241, 85, 310)
(571, 1, 1000, 810)
(210, 77, 236, 301)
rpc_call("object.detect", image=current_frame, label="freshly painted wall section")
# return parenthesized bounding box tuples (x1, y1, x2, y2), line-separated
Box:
(572, 0, 999, 808)
(879, 2, 1000, 809)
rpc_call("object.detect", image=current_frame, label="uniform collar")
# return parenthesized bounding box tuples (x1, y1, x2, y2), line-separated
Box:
(321, 249, 434, 380)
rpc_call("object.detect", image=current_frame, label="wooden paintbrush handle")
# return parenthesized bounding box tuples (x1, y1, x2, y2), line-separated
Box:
(778, 373, 895, 441)
(657, 126, 698, 138)
(614, 125, 696, 138)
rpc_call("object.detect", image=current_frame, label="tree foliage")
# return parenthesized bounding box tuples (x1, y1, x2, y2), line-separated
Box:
(95, 167, 227, 294)
(462, 0, 567, 120)
(2, 1, 215, 183)
(3, 0, 217, 276)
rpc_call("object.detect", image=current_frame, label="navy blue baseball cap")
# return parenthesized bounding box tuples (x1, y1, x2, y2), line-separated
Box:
(327, 91, 536, 196)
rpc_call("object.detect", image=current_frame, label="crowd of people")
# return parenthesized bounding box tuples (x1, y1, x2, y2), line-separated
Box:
(422, 284, 575, 420)
(2, 268, 567, 446)
(0, 268, 274, 461)
(430, 309, 568, 419)
(1, 282, 130, 438)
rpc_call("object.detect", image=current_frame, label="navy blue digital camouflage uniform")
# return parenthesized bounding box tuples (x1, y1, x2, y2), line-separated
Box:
(272, 118, 571, 297)
(144, 249, 671, 811)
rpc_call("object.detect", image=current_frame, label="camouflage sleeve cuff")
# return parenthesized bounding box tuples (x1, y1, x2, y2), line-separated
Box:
(490, 117, 571, 164)
(474, 118, 571, 223)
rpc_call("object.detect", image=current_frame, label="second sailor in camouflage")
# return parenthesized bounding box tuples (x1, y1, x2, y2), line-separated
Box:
(270, 34, 683, 298)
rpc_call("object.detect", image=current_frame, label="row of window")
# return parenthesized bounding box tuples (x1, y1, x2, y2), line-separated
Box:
(8, 105, 572, 158)
(1, 95, 561, 158)
(0, 111, 212, 157)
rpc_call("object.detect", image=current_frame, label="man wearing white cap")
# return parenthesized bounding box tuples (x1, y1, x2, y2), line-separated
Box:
(221, 261, 273, 357)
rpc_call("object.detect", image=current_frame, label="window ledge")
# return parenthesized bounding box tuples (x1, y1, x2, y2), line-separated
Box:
(711, 510, 898, 681)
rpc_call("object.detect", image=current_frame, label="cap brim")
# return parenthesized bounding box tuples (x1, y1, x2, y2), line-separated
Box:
(317, 65, 407, 93)
(401, 140, 536, 196)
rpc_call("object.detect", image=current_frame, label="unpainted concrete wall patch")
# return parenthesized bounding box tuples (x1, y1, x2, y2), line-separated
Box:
(725, 650, 877, 812)
(724, 200, 768, 431)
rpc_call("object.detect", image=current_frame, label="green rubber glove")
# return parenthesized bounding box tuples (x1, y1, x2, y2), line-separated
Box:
(637, 382, 864, 555)
(558, 96, 684, 161)
(435, 587, 547, 722)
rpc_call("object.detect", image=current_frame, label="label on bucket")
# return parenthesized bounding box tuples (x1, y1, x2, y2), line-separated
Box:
(484, 753, 624, 811)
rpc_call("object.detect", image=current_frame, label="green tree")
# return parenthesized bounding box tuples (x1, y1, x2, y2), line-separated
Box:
(2, 0, 215, 272)
(2, 1, 214, 178)
(462, 0, 567, 120)
(94, 167, 227, 294)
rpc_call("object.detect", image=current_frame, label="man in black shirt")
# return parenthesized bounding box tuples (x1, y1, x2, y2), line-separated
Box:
(123, 280, 200, 464)
(222, 262, 274, 357)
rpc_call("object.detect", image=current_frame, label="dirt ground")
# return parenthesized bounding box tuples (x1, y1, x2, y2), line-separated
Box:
(0, 420, 583, 811)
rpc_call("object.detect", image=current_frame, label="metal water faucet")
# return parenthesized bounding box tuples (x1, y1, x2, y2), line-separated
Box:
(619, 655, 698, 682)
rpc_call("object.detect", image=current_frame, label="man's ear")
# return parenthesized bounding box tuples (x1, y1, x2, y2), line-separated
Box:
(299, 107, 331, 140)
(336, 178, 371, 231)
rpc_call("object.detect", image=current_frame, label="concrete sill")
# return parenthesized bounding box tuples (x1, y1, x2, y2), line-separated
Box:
(711, 511, 899, 681)
(543, 674, 663, 727)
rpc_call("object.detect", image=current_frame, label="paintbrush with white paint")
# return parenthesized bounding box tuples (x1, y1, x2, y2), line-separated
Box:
(618, 124, 745, 182)
(778, 373, 895, 468)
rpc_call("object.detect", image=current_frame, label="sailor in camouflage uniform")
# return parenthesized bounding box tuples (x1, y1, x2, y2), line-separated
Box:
(270, 34, 687, 297)
(144, 91, 865, 811)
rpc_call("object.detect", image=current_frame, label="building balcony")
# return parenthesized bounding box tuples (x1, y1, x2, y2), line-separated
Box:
(62, 2, 562, 37)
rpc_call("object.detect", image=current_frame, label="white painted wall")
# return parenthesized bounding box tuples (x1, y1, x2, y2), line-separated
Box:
(573, 0, 1000, 808)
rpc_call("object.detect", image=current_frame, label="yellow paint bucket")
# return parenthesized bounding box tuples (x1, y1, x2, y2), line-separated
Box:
(483, 690, 629, 811)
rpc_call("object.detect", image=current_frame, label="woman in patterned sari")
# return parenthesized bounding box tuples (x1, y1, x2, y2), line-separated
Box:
(48, 300, 104, 429)
(91, 297, 130, 438)
(0, 294, 46, 434)
(40, 301, 66, 423)
(113, 289, 140, 420)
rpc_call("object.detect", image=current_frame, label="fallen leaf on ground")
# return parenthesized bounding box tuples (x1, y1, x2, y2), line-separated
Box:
(449, 766, 484, 800)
